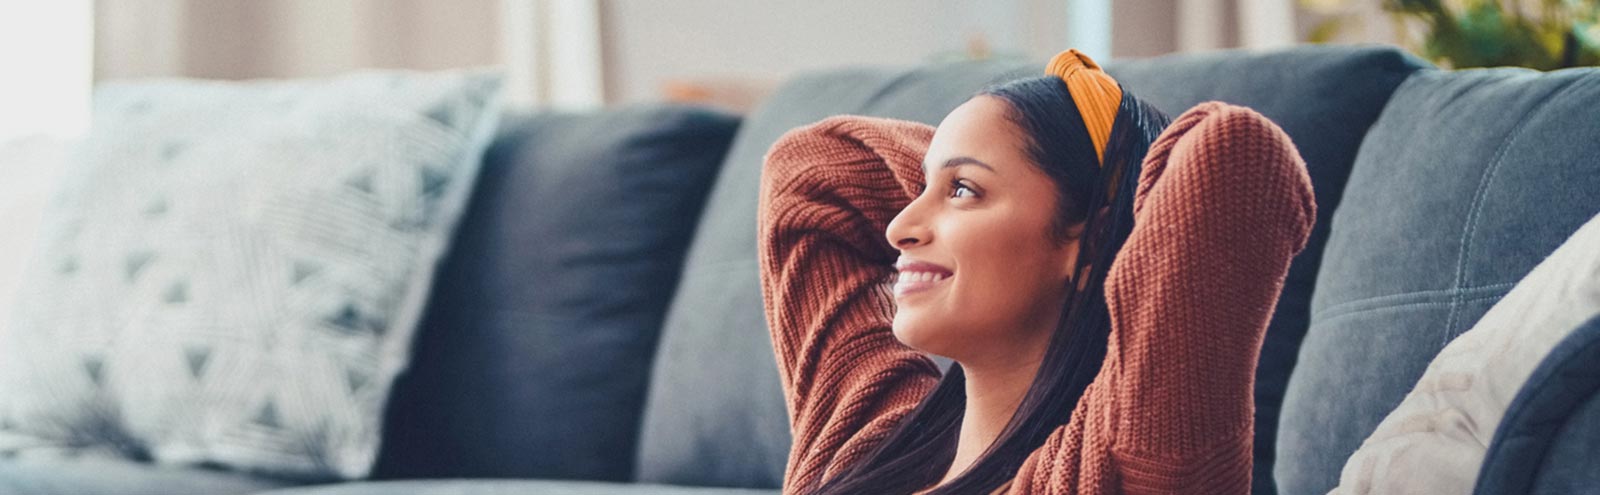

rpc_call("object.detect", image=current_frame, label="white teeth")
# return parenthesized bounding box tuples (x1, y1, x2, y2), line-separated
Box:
(896, 271, 948, 283)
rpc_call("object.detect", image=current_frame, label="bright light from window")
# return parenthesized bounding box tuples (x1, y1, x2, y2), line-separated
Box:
(0, 0, 93, 141)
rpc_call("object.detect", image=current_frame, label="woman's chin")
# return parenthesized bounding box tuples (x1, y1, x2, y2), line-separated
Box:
(890, 315, 939, 353)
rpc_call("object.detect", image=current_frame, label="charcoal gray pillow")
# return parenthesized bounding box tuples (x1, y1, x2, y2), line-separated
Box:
(372, 105, 740, 481)
(635, 45, 1427, 491)
(0, 70, 503, 481)
(1277, 67, 1600, 495)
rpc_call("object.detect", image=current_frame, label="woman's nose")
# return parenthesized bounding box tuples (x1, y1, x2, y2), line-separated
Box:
(892, 233, 920, 249)
(885, 202, 930, 250)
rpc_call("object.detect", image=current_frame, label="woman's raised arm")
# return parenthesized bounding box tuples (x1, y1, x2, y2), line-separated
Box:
(1011, 102, 1315, 494)
(757, 115, 945, 492)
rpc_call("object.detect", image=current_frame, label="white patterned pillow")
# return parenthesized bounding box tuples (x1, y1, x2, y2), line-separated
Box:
(1330, 212, 1600, 495)
(0, 136, 68, 348)
(0, 69, 503, 480)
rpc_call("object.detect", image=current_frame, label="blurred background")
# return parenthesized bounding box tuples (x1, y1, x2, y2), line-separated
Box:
(0, 0, 1455, 141)
(2, 0, 1597, 345)
(5, 0, 1598, 138)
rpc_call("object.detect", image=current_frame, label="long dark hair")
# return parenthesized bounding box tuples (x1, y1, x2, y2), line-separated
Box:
(809, 76, 1172, 494)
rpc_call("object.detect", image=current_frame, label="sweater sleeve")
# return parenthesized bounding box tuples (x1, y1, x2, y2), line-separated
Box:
(1010, 102, 1316, 494)
(757, 115, 945, 493)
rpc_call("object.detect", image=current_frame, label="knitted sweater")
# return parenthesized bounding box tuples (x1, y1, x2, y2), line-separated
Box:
(756, 102, 1316, 494)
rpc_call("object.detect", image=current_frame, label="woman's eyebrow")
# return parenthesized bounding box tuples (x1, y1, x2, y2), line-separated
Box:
(923, 156, 996, 175)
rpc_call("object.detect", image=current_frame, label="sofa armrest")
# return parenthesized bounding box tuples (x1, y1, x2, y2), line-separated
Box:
(1474, 313, 1600, 495)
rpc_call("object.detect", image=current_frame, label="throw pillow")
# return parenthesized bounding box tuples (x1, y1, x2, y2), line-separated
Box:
(1330, 212, 1600, 494)
(0, 69, 503, 481)
(373, 105, 740, 480)
(1473, 314, 1600, 494)
(0, 136, 67, 348)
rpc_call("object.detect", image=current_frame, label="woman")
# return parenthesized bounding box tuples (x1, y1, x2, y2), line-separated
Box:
(757, 49, 1315, 494)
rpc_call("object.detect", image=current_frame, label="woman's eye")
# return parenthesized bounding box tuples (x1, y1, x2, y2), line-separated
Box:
(950, 180, 976, 199)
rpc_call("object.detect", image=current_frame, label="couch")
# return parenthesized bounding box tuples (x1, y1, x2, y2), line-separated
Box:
(2, 44, 1597, 495)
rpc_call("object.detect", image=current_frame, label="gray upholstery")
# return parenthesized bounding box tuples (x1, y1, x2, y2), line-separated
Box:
(0, 457, 297, 495)
(1474, 314, 1600, 495)
(636, 45, 1427, 491)
(1277, 67, 1600, 495)
(374, 106, 740, 480)
(254, 480, 778, 495)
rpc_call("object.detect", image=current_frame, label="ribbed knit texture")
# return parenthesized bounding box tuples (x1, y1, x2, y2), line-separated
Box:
(757, 101, 1315, 495)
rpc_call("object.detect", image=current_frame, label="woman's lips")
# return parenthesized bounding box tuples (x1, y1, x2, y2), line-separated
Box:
(893, 258, 954, 298)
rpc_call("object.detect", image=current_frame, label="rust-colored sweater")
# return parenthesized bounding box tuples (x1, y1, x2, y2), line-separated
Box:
(756, 102, 1315, 494)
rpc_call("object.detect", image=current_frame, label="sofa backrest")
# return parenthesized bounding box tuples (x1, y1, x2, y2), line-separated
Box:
(1276, 66, 1600, 495)
(635, 45, 1427, 491)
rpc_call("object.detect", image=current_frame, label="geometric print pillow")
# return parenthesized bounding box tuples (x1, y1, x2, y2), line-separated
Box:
(0, 69, 503, 481)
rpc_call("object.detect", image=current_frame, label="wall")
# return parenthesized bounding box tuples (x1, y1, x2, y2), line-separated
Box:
(599, 0, 1095, 105)
(95, 0, 499, 81)
(91, 0, 1379, 106)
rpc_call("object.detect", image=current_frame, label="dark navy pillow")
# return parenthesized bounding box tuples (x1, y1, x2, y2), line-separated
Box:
(1474, 314, 1600, 495)
(373, 105, 740, 480)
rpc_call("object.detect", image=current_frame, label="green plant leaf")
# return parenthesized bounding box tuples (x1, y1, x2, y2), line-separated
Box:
(1578, 19, 1600, 50)
(1383, 0, 1600, 69)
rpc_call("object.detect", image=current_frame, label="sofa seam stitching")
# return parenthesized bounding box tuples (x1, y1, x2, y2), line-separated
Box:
(1443, 76, 1582, 341)
(1312, 282, 1516, 322)
(1313, 290, 1508, 328)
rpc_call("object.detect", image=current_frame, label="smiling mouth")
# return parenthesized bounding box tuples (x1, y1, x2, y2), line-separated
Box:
(893, 271, 951, 298)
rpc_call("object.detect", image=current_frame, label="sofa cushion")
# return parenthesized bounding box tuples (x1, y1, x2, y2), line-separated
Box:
(0, 456, 296, 495)
(0, 70, 503, 481)
(1277, 67, 1600, 495)
(254, 480, 779, 495)
(373, 106, 739, 481)
(1329, 211, 1600, 494)
(1474, 314, 1600, 495)
(636, 45, 1426, 490)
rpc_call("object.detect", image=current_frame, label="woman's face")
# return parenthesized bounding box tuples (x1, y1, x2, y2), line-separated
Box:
(884, 95, 1082, 367)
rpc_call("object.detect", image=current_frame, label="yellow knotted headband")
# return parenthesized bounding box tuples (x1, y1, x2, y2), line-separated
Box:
(1045, 49, 1122, 165)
